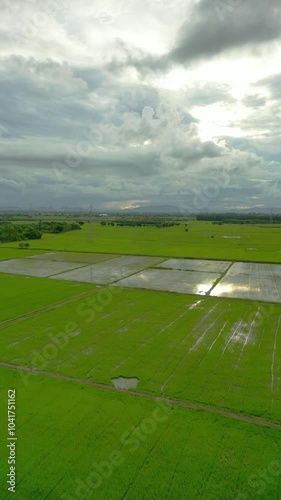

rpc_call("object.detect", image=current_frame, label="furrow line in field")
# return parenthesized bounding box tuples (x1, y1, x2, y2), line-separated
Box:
(206, 260, 234, 296)
(189, 309, 226, 353)
(271, 316, 281, 403)
(2, 361, 281, 432)
(1, 362, 281, 430)
(160, 300, 202, 333)
(114, 300, 201, 372)
(160, 307, 226, 394)
(0, 289, 98, 329)
(258, 326, 266, 349)
(86, 306, 146, 377)
(165, 421, 196, 499)
(207, 319, 230, 354)
(121, 422, 170, 500)
(221, 318, 244, 357)
(237, 308, 260, 366)
(41, 417, 119, 500)
(226, 308, 260, 396)
(17, 408, 118, 490)
(176, 316, 231, 400)
(89, 312, 151, 376)
(198, 311, 237, 401)
(181, 303, 218, 345)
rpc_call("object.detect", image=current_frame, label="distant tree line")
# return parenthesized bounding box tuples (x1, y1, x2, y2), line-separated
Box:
(37, 220, 83, 233)
(100, 219, 179, 228)
(197, 213, 281, 224)
(0, 220, 84, 243)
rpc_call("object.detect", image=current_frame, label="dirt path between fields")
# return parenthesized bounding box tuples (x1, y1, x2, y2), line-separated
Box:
(0, 289, 97, 330)
(1, 361, 281, 431)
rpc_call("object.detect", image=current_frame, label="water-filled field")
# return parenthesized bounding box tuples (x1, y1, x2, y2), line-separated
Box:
(114, 268, 221, 294)
(51, 255, 164, 284)
(1, 252, 281, 303)
(0, 257, 87, 277)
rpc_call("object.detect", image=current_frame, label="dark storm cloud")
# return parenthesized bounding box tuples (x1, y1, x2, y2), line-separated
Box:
(0, 56, 165, 142)
(110, 0, 281, 74)
(0, 56, 95, 139)
(169, 0, 281, 65)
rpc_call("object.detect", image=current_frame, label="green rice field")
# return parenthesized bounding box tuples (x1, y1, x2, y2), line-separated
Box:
(0, 286, 280, 421)
(1, 367, 281, 499)
(2, 221, 281, 263)
(0, 274, 95, 323)
(1, 223, 281, 499)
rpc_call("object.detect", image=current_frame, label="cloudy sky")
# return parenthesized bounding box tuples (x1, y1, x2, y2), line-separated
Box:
(1, 0, 281, 212)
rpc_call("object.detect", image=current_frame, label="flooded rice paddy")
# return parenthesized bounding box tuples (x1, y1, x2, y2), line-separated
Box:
(0, 253, 280, 303)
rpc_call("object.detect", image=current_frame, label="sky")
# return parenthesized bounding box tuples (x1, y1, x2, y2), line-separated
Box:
(0, 0, 281, 212)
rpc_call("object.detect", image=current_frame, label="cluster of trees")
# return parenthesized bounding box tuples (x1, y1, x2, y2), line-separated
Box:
(0, 223, 42, 243)
(0, 220, 84, 243)
(101, 220, 179, 228)
(37, 221, 83, 233)
(197, 213, 281, 224)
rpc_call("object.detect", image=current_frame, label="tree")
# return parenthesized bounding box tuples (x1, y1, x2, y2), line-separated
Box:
(23, 227, 42, 240)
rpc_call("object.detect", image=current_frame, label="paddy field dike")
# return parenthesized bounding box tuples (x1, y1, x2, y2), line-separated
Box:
(0, 221, 281, 499)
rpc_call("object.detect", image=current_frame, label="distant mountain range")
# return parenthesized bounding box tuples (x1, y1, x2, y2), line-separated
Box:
(1, 205, 280, 214)
(121, 205, 281, 215)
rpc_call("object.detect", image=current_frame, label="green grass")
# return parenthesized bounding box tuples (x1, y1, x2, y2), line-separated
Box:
(0, 274, 95, 323)
(1, 287, 280, 421)
(0, 248, 45, 261)
(1, 367, 281, 499)
(2, 222, 281, 263)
